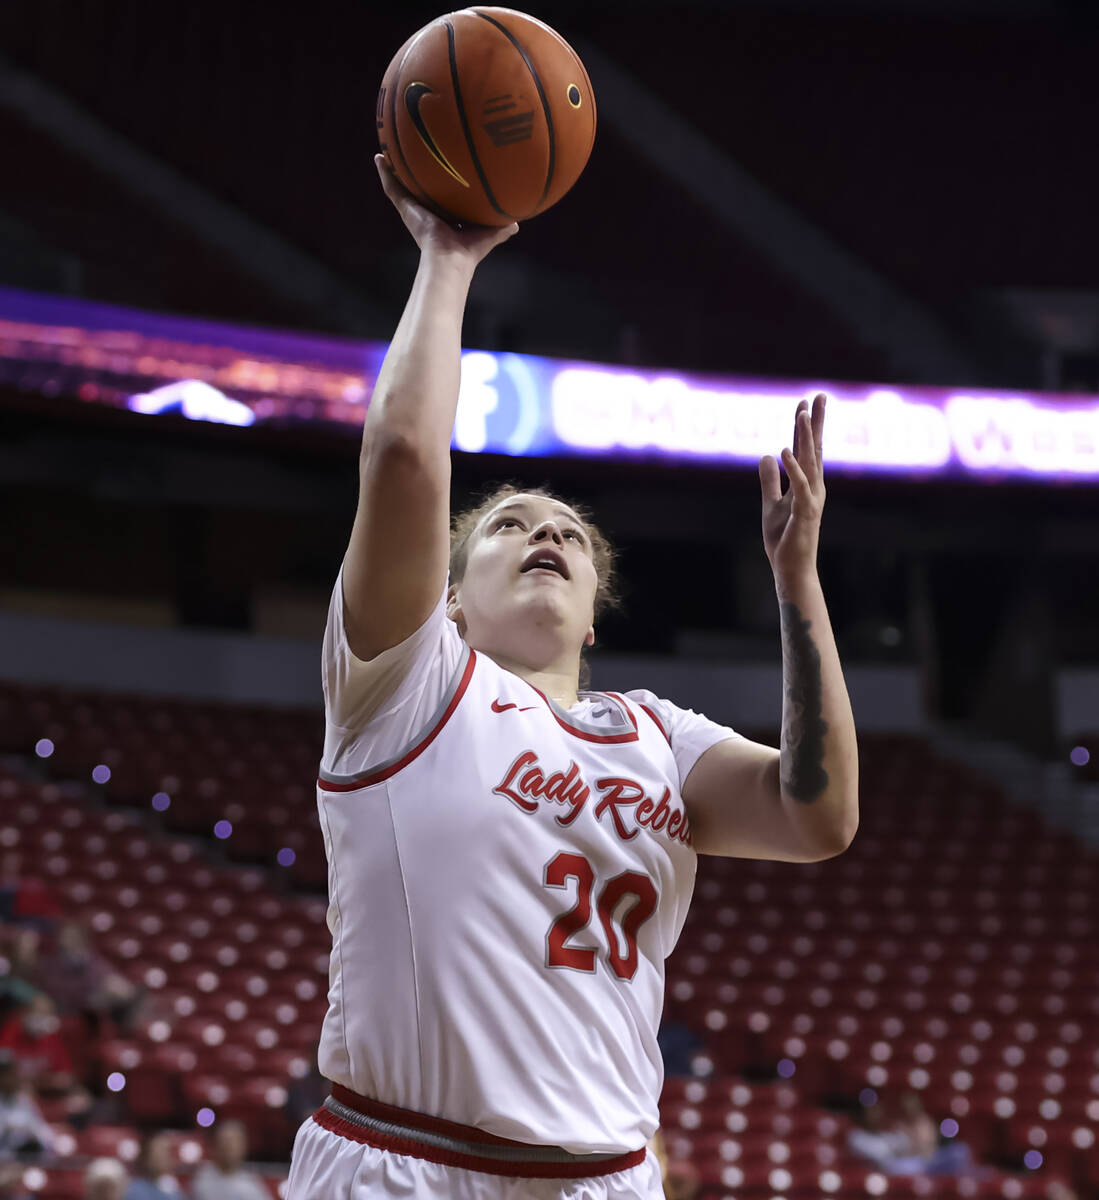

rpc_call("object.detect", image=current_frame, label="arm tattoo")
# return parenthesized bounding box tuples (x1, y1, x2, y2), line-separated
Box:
(779, 600, 829, 803)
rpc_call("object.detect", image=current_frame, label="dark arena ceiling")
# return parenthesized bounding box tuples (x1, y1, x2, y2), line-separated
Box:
(0, 0, 1096, 389)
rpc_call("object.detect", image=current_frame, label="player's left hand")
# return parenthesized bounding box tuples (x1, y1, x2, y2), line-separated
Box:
(759, 393, 827, 587)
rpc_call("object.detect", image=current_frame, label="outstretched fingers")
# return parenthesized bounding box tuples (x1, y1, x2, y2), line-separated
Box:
(792, 399, 807, 460)
(794, 394, 826, 486)
(759, 454, 784, 506)
(780, 445, 814, 507)
(811, 392, 826, 469)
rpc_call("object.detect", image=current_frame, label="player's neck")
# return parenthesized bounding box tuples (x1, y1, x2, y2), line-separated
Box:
(489, 653, 580, 709)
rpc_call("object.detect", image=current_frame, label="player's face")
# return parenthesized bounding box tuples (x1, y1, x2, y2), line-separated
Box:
(449, 494, 598, 663)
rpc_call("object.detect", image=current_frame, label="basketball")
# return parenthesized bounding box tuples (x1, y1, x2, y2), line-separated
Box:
(377, 8, 596, 227)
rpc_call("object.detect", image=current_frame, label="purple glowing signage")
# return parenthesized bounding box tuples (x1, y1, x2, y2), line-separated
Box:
(2, 284, 1098, 481)
(525, 364, 1099, 478)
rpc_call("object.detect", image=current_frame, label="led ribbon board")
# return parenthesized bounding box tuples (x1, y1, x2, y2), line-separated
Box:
(2, 286, 1097, 480)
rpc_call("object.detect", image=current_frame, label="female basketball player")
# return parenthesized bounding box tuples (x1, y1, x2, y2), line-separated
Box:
(284, 156, 859, 1199)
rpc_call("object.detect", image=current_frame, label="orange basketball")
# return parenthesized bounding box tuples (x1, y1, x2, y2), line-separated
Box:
(377, 8, 596, 227)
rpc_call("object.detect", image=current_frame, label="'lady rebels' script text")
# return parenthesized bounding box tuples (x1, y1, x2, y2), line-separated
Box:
(492, 750, 692, 846)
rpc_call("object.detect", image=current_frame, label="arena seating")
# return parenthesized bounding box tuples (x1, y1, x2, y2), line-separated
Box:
(659, 734, 1099, 1197)
(1, 679, 1096, 1198)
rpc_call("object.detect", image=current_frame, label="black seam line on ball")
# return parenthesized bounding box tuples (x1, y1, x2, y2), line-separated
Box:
(389, 54, 430, 209)
(392, 46, 468, 227)
(446, 20, 513, 220)
(473, 9, 556, 210)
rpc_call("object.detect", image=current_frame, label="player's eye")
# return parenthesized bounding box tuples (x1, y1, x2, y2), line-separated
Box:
(495, 517, 520, 530)
(564, 529, 581, 540)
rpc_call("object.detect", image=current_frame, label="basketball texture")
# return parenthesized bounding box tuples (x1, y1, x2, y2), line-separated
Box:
(377, 8, 596, 227)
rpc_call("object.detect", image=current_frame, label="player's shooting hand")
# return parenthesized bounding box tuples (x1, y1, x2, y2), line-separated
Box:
(375, 154, 518, 266)
(759, 393, 827, 588)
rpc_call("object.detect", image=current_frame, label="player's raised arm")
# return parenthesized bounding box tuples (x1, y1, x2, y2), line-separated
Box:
(342, 157, 518, 663)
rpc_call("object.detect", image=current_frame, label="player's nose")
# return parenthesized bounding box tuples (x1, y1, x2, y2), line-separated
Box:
(529, 521, 565, 547)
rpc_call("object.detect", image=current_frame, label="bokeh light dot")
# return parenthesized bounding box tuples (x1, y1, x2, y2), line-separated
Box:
(152, 792, 171, 811)
(92, 764, 111, 784)
(35, 738, 54, 758)
(777, 1058, 796, 1078)
(277, 847, 296, 867)
(1023, 1150, 1042, 1170)
(213, 820, 232, 840)
(940, 1118, 959, 1138)
(858, 1088, 878, 1107)
(1069, 746, 1090, 767)
(106, 1072, 126, 1092)
(196, 1108, 216, 1128)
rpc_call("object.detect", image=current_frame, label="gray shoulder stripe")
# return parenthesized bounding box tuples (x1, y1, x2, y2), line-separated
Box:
(319, 642, 473, 785)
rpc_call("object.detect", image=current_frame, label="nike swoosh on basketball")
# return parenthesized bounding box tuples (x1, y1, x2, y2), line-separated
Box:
(491, 699, 537, 713)
(404, 81, 470, 187)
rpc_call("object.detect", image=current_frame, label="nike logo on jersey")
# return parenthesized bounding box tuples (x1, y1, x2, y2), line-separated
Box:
(491, 699, 538, 714)
(492, 750, 692, 847)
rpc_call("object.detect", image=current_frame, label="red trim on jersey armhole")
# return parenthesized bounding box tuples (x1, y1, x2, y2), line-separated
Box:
(318, 649, 477, 792)
(637, 702, 671, 747)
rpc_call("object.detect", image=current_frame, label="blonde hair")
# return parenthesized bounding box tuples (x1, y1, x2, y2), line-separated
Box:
(84, 1157, 128, 1186)
(449, 484, 622, 688)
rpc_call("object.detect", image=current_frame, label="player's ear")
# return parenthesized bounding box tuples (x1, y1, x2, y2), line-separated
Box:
(446, 585, 467, 636)
(584, 625, 595, 648)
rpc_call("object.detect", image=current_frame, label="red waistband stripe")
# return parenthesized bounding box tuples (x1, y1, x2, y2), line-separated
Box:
(314, 1085, 647, 1181)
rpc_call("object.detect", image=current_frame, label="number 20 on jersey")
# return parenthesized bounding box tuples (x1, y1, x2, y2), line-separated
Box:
(543, 851, 658, 981)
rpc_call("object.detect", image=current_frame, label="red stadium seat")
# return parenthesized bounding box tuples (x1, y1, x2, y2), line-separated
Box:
(122, 1043, 196, 1125)
(31, 1168, 87, 1200)
(73, 1124, 142, 1162)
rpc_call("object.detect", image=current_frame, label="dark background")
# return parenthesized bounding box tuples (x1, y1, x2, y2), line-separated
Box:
(1, 0, 1097, 756)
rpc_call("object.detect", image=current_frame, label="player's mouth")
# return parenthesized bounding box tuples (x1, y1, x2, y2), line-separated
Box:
(520, 547, 570, 579)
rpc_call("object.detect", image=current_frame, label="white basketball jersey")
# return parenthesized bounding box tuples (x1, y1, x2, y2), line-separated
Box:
(315, 574, 738, 1155)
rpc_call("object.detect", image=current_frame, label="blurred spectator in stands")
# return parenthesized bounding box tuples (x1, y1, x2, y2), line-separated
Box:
(849, 1095, 989, 1178)
(84, 1157, 128, 1200)
(124, 1133, 178, 1199)
(0, 995, 92, 1125)
(649, 1129, 700, 1200)
(27, 921, 142, 1035)
(1045, 1183, 1078, 1200)
(664, 1159, 701, 1200)
(896, 1091, 989, 1178)
(284, 1053, 327, 1126)
(649, 1128, 669, 1194)
(0, 930, 42, 1024)
(896, 1091, 940, 1158)
(0, 856, 60, 930)
(657, 1020, 703, 1077)
(189, 1121, 267, 1200)
(0, 995, 71, 1087)
(848, 1099, 929, 1173)
(0, 1160, 33, 1200)
(0, 1050, 55, 1160)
